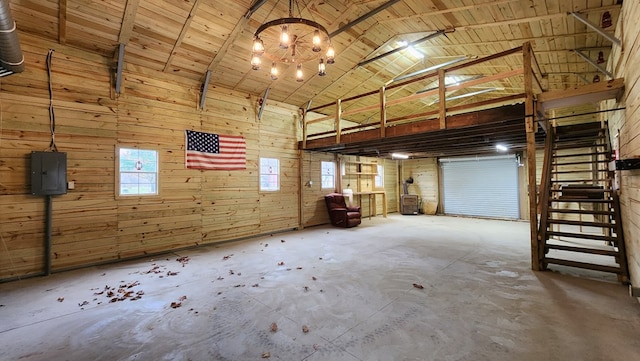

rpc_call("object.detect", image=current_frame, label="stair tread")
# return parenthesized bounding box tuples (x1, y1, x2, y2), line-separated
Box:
(547, 230, 617, 241)
(543, 258, 623, 274)
(545, 243, 619, 256)
(549, 208, 613, 215)
(546, 219, 616, 228)
(552, 198, 612, 203)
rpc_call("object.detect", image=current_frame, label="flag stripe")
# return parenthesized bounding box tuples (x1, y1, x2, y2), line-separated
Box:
(185, 130, 247, 170)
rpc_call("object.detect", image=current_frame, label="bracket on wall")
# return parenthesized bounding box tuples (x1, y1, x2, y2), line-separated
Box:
(257, 87, 270, 120)
(569, 12, 621, 47)
(199, 70, 211, 110)
(572, 49, 613, 78)
(115, 43, 125, 94)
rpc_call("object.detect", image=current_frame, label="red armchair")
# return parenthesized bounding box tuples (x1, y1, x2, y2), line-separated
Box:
(324, 193, 362, 228)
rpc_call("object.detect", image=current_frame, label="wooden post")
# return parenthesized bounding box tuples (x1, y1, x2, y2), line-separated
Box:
(335, 99, 342, 144)
(438, 68, 446, 129)
(302, 106, 308, 149)
(524, 41, 540, 271)
(380, 86, 386, 138)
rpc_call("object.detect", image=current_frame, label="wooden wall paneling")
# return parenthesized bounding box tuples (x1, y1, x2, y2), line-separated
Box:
(607, 0, 640, 286)
(300, 151, 336, 227)
(401, 158, 439, 214)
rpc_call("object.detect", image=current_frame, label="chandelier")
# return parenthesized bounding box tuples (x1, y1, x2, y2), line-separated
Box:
(250, 0, 335, 82)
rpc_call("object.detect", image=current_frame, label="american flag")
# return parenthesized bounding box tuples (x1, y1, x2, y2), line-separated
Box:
(185, 130, 246, 170)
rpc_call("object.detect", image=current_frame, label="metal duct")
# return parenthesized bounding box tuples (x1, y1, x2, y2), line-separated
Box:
(0, 0, 25, 77)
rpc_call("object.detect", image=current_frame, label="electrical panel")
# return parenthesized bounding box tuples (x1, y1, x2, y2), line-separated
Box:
(31, 151, 67, 196)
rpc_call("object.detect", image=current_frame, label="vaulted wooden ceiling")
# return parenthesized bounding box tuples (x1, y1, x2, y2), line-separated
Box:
(9, 0, 621, 155)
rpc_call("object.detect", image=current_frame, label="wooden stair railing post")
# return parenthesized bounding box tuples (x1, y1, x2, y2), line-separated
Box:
(537, 126, 555, 269)
(380, 86, 386, 138)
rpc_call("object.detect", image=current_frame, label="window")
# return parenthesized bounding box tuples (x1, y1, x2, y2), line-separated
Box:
(374, 164, 384, 188)
(118, 147, 159, 196)
(321, 161, 335, 189)
(260, 157, 279, 191)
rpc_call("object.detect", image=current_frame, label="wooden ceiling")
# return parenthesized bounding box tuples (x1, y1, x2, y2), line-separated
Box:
(9, 0, 621, 155)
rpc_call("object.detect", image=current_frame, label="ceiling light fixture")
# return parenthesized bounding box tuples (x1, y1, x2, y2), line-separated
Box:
(391, 153, 409, 159)
(496, 144, 508, 152)
(251, 0, 335, 81)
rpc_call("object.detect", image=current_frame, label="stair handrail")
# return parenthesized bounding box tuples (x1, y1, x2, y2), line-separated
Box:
(537, 124, 555, 267)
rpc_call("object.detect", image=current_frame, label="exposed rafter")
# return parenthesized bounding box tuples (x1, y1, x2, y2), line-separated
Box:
(164, 0, 202, 72)
(118, 0, 140, 44)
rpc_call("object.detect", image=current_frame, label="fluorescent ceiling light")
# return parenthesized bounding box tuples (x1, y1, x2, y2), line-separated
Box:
(391, 153, 409, 159)
(496, 144, 508, 152)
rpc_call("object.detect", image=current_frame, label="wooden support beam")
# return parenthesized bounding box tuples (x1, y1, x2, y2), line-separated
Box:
(335, 99, 342, 144)
(164, 0, 201, 72)
(329, 0, 401, 37)
(358, 30, 447, 67)
(380, 0, 519, 26)
(523, 42, 539, 271)
(58, 0, 67, 45)
(119, 0, 140, 44)
(438, 68, 446, 129)
(379, 87, 386, 138)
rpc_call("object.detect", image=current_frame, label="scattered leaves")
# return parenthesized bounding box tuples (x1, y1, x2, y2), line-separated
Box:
(302, 325, 309, 333)
(176, 256, 190, 267)
(57, 297, 64, 302)
(261, 352, 271, 358)
(270, 322, 278, 332)
(170, 301, 182, 308)
(412, 283, 424, 289)
(252, 283, 259, 287)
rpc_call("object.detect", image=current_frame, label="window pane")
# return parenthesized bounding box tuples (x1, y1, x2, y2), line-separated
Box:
(375, 164, 384, 188)
(118, 148, 159, 196)
(321, 161, 335, 189)
(260, 158, 279, 191)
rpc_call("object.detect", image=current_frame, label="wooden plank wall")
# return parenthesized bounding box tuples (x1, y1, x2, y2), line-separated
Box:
(300, 151, 337, 227)
(607, 0, 640, 287)
(400, 158, 439, 215)
(0, 33, 300, 280)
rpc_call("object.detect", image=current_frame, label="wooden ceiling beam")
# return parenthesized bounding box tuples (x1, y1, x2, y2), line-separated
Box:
(58, 0, 67, 45)
(164, 0, 202, 72)
(119, 0, 140, 44)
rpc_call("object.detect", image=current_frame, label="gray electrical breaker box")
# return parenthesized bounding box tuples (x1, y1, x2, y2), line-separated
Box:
(31, 151, 67, 196)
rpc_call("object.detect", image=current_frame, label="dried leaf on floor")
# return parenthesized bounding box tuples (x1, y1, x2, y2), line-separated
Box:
(302, 325, 309, 333)
(57, 297, 64, 302)
(412, 283, 424, 289)
(229, 270, 235, 275)
(222, 254, 233, 260)
(170, 301, 182, 308)
(252, 284, 259, 287)
(78, 300, 89, 307)
(179, 295, 187, 301)
(281, 239, 286, 243)
(176, 256, 190, 267)
(167, 271, 179, 276)
(270, 322, 278, 332)
(312, 276, 317, 281)
(261, 352, 271, 358)
(303, 286, 309, 292)
(277, 261, 285, 266)
(296, 267, 302, 270)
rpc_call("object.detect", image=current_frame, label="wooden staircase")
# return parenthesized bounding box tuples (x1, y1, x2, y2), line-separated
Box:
(537, 122, 629, 283)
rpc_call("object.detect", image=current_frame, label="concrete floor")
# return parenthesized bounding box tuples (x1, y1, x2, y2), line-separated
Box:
(1, 215, 640, 361)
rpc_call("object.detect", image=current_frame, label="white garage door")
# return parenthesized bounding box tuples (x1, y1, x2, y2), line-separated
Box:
(440, 155, 520, 219)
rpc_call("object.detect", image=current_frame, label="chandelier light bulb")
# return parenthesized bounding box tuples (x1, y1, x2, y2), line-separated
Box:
(326, 45, 335, 64)
(270, 62, 278, 80)
(252, 37, 264, 56)
(251, 54, 262, 70)
(296, 63, 304, 82)
(279, 25, 289, 49)
(318, 58, 326, 76)
(312, 29, 322, 52)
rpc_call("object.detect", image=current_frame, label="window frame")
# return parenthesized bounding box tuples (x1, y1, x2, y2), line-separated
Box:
(320, 161, 336, 190)
(259, 157, 280, 192)
(116, 146, 160, 198)
(374, 163, 384, 189)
